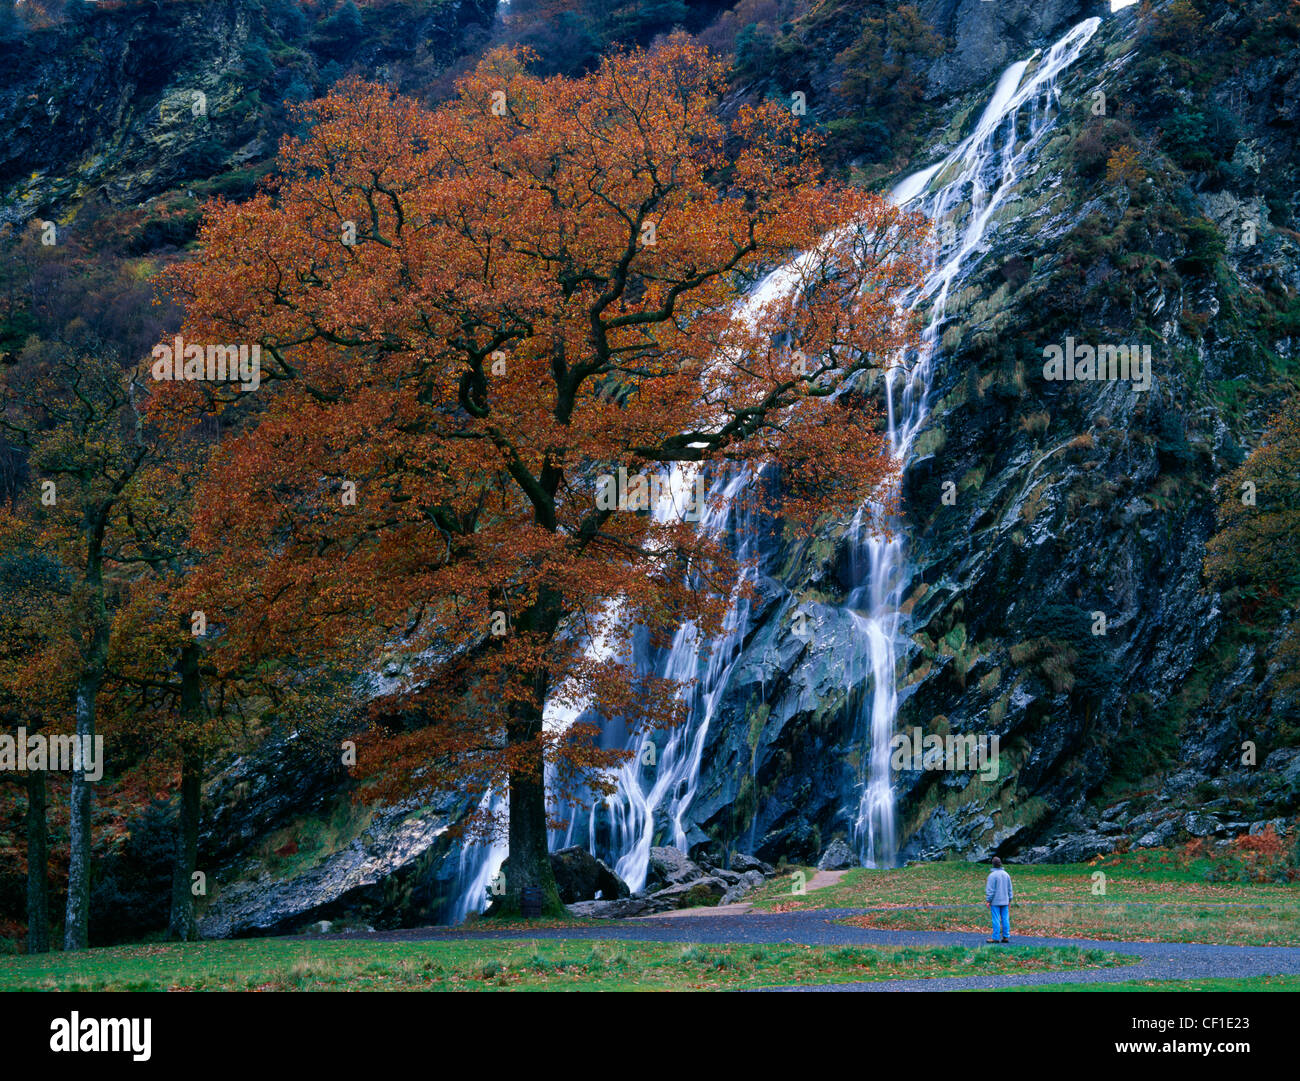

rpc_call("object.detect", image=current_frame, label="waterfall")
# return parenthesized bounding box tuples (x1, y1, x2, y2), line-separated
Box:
(588, 464, 763, 891)
(447, 16, 1102, 916)
(849, 17, 1101, 866)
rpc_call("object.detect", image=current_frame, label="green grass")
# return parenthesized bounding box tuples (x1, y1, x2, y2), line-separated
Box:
(993, 974, 1300, 992)
(752, 858, 1300, 946)
(0, 937, 1133, 992)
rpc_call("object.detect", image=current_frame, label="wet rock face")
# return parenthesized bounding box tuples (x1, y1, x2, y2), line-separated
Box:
(1, 0, 258, 219)
(198, 802, 459, 939)
(200, 729, 350, 866)
(196, 725, 478, 938)
(679, 7, 1300, 873)
(916, 0, 1098, 97)
(0, 0, 496, 223)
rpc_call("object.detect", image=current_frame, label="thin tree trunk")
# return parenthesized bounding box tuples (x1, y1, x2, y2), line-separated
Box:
(25, 769, 50, 955)
(168, 640, 204, 940)
(64, 672, 98, 951)
(66, 536, 108, 953)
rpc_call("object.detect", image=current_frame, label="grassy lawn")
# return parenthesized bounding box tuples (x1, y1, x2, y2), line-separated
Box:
(0, 937, 1132, 992)
(994, 974, 1300, 992)
(750, 859, 1300, 946)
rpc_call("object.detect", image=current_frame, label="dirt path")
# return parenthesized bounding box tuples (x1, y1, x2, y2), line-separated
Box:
(806, 868, 847, 892)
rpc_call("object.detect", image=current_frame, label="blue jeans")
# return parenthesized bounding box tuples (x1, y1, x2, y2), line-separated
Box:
(990, 905, 1010, 939)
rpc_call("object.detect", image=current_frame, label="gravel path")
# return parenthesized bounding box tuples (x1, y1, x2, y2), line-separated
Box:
(349, 907, 1300, 991)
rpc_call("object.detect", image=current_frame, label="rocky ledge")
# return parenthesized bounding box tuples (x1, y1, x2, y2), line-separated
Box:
(565, 847, 776, 918)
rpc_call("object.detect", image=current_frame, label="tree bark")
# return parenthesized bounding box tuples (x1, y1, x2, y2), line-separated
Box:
(64, 671, 99, 951)
(167, 747, 203, 941)
(25, 769, 50, 955)
(65, 532, 108, 953)
(168, 640, 204, 942)
(500, 734, 565, 918)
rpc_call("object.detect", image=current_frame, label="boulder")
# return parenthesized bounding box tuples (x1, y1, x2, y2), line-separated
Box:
(651, 877, 729, 907)
(549, 846, 630, 903)
(1136, 819, 1179, 848)
(1022, 831, 1115, 863)
(817, 838, 856, 870)
(568, 869, 752, 918)
(730, 852, 776, 876)
(645, 846, 704, 891)
(720, 870, 767, 905)
(566, 896, 669, 919)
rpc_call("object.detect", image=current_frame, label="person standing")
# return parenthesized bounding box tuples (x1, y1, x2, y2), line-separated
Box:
(986, 856, 1013, 943)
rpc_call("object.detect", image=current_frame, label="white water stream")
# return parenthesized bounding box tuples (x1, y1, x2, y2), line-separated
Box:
(449, 16, 1101, 915)
(849, 16, 1101, 866)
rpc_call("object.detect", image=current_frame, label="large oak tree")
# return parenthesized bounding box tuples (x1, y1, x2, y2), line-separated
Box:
(155, 37, 927, 913)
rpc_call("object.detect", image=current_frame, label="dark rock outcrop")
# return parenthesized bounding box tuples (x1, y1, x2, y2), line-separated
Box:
(549, 846, 630, 904)
(0, 0, 496, 223)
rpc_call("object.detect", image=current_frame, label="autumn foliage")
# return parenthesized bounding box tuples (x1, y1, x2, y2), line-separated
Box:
(1206, 394, 1300, 691)
(152, 36, 927, 906)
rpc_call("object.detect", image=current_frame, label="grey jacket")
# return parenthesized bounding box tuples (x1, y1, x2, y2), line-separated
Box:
(986, 867, 1013, 906)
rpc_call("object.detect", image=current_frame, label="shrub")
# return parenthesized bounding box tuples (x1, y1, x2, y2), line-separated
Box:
(89, 799, 174, 946)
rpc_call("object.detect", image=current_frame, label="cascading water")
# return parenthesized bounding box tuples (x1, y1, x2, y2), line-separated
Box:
(449, 17, 1102, 916)
(566, 463, 763, 892)
(848, 17, 1101, 866)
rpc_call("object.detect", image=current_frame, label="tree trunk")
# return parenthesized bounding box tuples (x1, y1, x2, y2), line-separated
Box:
(494, 557, 566, 918)
(25, 769, 50, 955)
(168, 640, 205, 941)
(500, 745, 565, 917)
(64, 672, 99, 951)
(167, 746, 203, 941)
(66, 519, 109, 953)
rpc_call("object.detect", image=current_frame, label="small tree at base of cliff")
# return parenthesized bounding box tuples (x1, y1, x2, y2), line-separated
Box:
(1206, 393, 1300, 693)
(155, 37, 927, 916)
